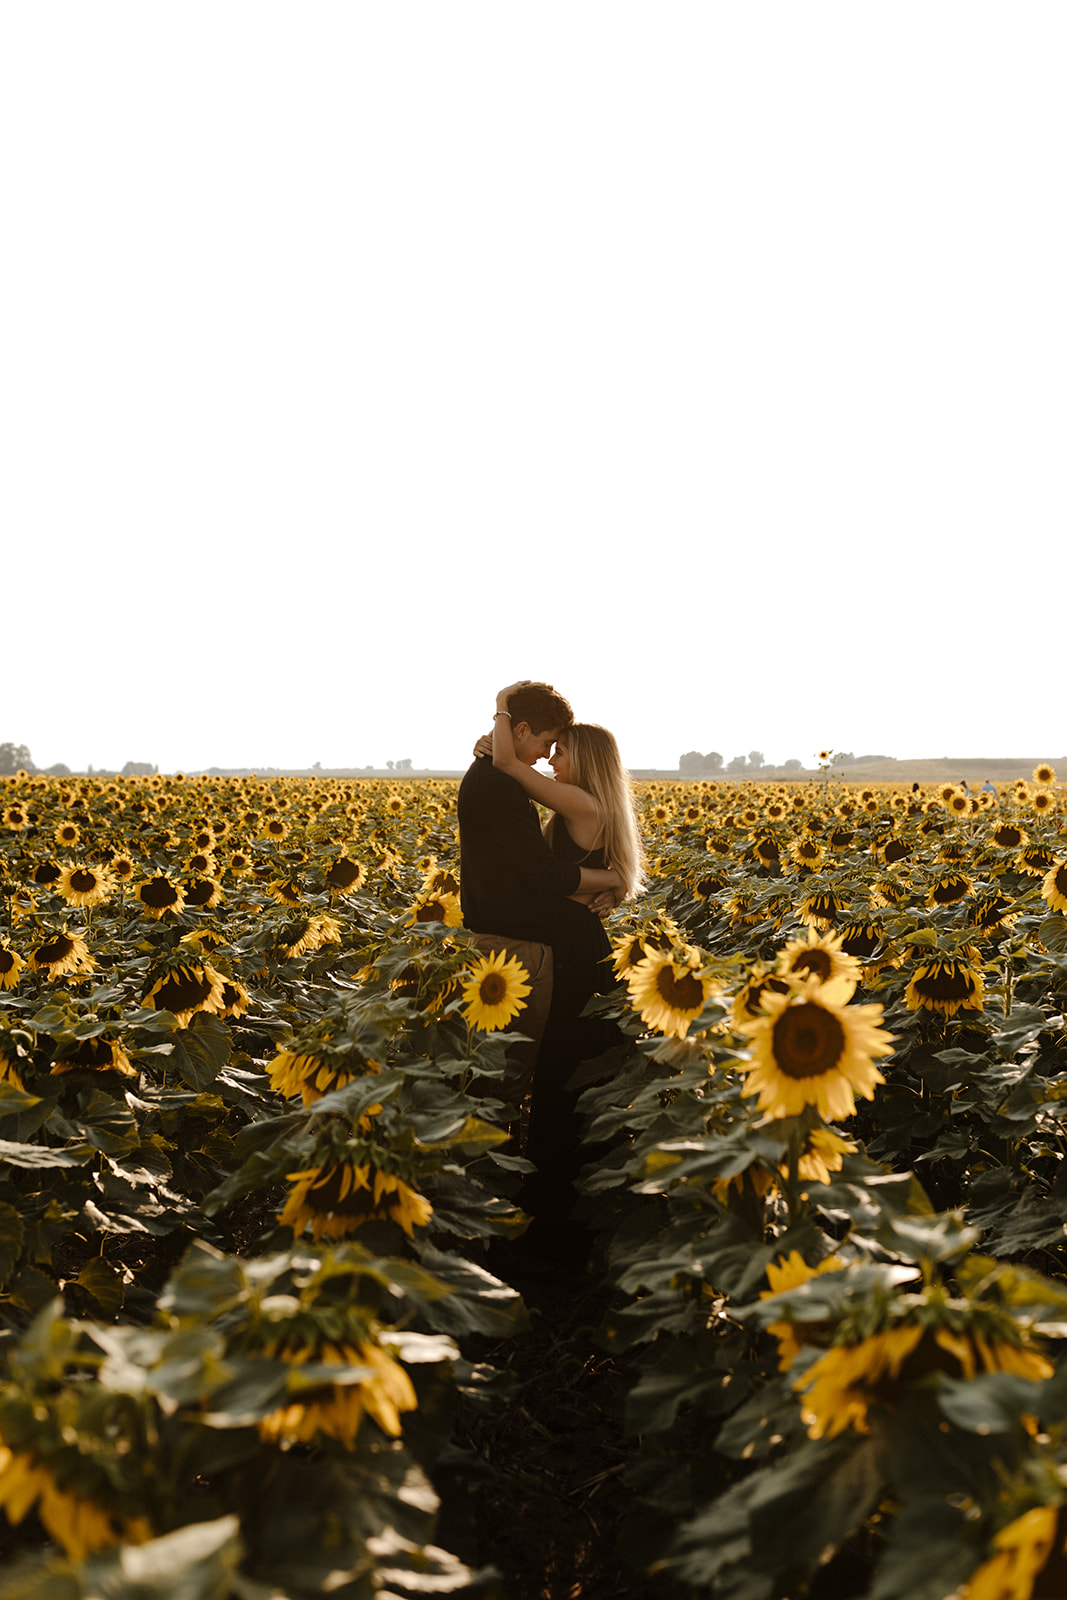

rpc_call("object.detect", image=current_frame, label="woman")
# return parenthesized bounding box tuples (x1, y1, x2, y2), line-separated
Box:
(483, 682, 646, 1264)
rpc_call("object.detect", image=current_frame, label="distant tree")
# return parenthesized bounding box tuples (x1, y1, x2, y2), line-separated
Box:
(748, 750, 765, 770)
(395, 759, 413, 772)
(679, 751, 705, 773)
(782, 758, 803, 772)
(386, 761, 394, 771)
(726, 755, 748, 775)
(704, 751, 724, 772)
(0, 742, 34, 774)
(121, 761, 156, 776)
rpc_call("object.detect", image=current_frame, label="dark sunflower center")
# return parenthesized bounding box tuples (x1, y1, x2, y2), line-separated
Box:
(36, 935, 75, 965)
(185, 878, 216, 906)
(0, 950, 16, 973)
(69, 870, 97, 893)
(931, 878, 968, 904)
(994, 827, 1022, 847)
(33, 863, 61, 885)
(68, 1038, 115, 1067)
(415, 900, 445, 922)
(655, 968, 705, 1010)
(153, 969, 212, 1010)
(792, 949, 833, 980)
(479, 973, 508, 1006)
(772, 1003, 845, 1079)
(1054, 866, 1067, 896)
(915, 964, 976, 1002)
(840, 925, 879, 958)
(883, 840, 910, 863)
(743, 976, 789, 1016)
(141, 878, 179, 908)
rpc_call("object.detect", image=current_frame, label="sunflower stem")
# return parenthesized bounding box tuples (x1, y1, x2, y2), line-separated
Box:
(784, 1125, 803, 1228)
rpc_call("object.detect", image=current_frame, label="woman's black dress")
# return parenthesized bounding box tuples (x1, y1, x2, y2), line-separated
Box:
(520, 818, 622, 1260)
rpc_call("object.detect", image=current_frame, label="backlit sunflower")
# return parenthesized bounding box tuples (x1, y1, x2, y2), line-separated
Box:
(268, 878, 303, 907)
(183, 876, 223, 910)
(730, 971, 791, 1030)
(776, 929, 860, 997)
(793, 1125, 857, 1185)
(278, 1161, 433, 1240)
(258, 1337, 417, 1449)
(969, 894, 1017, 936)
(795, 1324, 923, 1438)
(1033, 764, 1056, 785)
(217, 977, 251, 1019)
(790, 836, 823, 870)
(628, 947, 717, 1038)
(135, 875, 186, 919)
(0, 944, 25, 991)
(734, 984, 893, 1120)
(323, 855, 366, 893)
(52, 1037, 135, 1076)
(268, 1039, 380, 1107)
(0, 1440, 151, 1562)
(991, 823, 1028, 850)
(927, 872, 972, 907)
(1018, 847, 1055, 878)
(905, 958, 985, 1017)
(960, 1506, 1062, 1600)
(28, 930, 94, 982)
(424, 865, 460, 896)
(32, 861, 62, 887)
(1041, 861, 1067, 915)
(142, 962, 227, 1026)
(798, 891, 844, 929)
(460, 949, 532, 1031)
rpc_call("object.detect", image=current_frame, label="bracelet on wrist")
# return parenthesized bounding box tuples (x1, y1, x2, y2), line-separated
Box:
(493, 710, 511, 719)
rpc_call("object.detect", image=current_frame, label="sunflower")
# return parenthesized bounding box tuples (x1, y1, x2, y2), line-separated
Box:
(794, 1324, 924, 1438)
(961, 1506, 1062, 1600)
(776, 930, 860, 997)
(794, 1125, 857, 1185)
(52, 1037, 135, 1076)
(323, 856, 366, 893)
(268, 878, 303, 907)
(798, 891, 844, 930)
(882, 837, 911, 865)
(948, 793, 970, 815)
(28, 930, 94, 982)
(142, 962, 227, 1026)
(969, 894, 1017, 935)
(135, 875, 186, 919)
(760, 1250, 846, 1371)
(228, 849, 254, 877)
(1032, 790, 1055, 814)
(730, 971, 791, 1030)
(1018, 846, 1056, 878)
(0, 1040, 25, 1090)
(54, 863, 113, 908)
(54, 822, 81, 847)
(628, 948, 717, 1039)
(186, 851, 217, 877)
(0, 944, 25, 992)
(0, 1442, 151, 1562)
(905, 958, 985, 1017)
(268, 1039, 380, 1107)
(460, 949, 532, 1032)
(9, 888, 37, 925)
(406, 891, 462, 928)
(110, 854, 136, 882)
(1041, 861, 1067, 915)
(278, 1161, 433, 1240)
(837, 922, 881, 960)
(264, 818, 289, 841)
(927, 872, 972, 907)
(258, 1337, 417, 1449)
(183, 876, 223, 910)
(734, 984, 893, 1120)
(32, 861, 62, 887)
(424, 865, 460, 896)
(790, 837, 824, 870)
(1033, 764, 1056, 785)
(217, 977, 251, 1019)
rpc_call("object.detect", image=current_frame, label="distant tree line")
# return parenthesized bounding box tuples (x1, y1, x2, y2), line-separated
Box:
(0, 742, 158, 778)
(678, 749, 890, 775)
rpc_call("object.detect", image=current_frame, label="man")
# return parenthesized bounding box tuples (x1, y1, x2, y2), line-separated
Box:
(457, 681, 623, 1100)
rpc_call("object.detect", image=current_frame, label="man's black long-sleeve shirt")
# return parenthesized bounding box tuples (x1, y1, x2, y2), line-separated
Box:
(457, 757, 581, 945)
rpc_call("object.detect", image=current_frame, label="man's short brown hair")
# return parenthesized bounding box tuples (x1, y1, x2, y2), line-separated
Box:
(507, 682, 573, 735)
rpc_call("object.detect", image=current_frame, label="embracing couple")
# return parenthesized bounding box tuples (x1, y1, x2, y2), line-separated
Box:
(457, 680, 645, 1264)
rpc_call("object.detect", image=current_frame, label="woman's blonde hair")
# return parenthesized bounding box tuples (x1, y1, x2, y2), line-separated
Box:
(545, 723, 646, 900)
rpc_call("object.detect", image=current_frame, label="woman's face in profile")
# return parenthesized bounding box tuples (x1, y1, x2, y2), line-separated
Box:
(549, 740, 572, 784)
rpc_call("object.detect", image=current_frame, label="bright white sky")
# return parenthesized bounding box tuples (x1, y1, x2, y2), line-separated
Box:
(3, 4, 1064, 775)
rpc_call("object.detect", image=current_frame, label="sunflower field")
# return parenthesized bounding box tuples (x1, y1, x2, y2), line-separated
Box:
(1, 766, 1067, 1599)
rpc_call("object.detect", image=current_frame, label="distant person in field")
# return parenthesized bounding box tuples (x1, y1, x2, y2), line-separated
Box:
(457, 681, 624, 1103)
(475, 680, 646, 1264)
